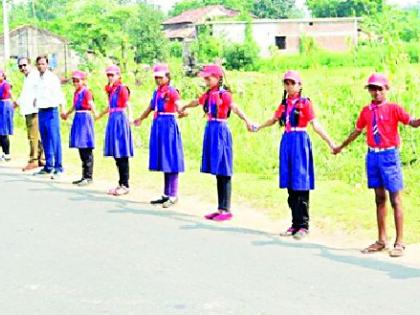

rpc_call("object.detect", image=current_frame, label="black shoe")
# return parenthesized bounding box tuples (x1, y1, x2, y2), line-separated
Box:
(151, 196, 169, 205)
(72, 178, 85, 185)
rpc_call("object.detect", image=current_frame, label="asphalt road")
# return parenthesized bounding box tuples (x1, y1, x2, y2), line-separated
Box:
(0, 166, 419, 315)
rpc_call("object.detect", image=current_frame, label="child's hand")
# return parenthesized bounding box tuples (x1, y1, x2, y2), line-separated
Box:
(60, 112, 67, 120)
(178, 110, 189, 119)
(332, 145, 342, 155)
(133, 118, 142, 127)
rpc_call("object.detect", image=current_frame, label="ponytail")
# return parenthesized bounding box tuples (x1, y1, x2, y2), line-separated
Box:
(218, 77, 231, 93)
(279, 89, 287, 126)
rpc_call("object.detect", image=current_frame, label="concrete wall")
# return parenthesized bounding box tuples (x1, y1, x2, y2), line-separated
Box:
(211, 19, 359, 57)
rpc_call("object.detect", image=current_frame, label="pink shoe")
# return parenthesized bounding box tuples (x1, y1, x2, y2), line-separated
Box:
(204, 212, 220, 220)
(213, 212, 233, 222)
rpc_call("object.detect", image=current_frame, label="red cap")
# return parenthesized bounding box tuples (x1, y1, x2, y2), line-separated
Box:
(365, 73, 390, 89)
(283, 70, 301, 84)
(72, 70, 87, 80)
(153, 63, 170, 77)
(106, 65, 121, 75)
(199, 64, 224, 79)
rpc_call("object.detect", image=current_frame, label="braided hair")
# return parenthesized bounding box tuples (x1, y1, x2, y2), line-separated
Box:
(279, 87, 303, 127)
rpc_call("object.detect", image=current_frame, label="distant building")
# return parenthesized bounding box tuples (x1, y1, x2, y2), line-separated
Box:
(162, 5, 239, 42)
(204, 17, 361, 57)
(0, 25, 80, 75)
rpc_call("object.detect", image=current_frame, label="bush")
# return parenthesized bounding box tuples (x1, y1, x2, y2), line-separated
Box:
(169, 41, 184, 58)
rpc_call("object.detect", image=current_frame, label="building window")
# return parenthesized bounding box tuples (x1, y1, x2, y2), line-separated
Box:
(309, 22, 314, 26)
(275, 36, 286, 50)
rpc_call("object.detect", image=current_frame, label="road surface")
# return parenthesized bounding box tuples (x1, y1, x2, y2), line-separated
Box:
(0, 166, 419, 315)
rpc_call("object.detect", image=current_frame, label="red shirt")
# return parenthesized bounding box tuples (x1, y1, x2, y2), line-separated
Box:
(105, 81, 129, 108)
(198, 87, 232, 120)
(274, 95, 315, 131)
(73, 87, 93, 110)
(356, 101, 412, 148)
(0, 81, 11, 100)
(150, 84, 180, 116)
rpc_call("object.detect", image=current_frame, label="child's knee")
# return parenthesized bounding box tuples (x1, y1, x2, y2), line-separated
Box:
(375, 194, 387, 206)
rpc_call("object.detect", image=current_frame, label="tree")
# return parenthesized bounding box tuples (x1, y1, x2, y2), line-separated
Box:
(252, 0, 297, 19)
(306, 0, 384, 17)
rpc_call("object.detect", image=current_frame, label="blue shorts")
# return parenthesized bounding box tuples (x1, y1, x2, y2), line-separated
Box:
(366, 149, 403, 193)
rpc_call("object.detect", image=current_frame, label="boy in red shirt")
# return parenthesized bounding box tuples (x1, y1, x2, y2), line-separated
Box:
(334, 73, 420, 257)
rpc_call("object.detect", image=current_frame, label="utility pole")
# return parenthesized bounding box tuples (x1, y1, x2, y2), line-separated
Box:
(2, 0, 10, 70)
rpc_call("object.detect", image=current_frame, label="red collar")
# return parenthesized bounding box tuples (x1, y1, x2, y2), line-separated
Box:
(158, 84, 169, 93)
(370, 100, 387, 110)
(105, 80, 122, 94)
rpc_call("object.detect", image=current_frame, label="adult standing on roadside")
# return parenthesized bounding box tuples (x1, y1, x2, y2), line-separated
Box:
(32, 55, 66, 179)
(14, 57, 45, 171)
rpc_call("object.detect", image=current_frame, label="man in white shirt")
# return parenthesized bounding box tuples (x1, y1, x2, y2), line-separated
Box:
(32, 55, 66, 179)
(14, 57, 45, 171)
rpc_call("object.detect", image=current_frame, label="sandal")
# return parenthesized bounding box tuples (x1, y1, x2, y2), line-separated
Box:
(361, 241, 387, 254)
(389, 243, 405, 258)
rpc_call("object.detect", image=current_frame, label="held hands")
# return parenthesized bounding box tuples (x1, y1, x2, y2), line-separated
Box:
(332, 145, 343, 155)
(133, 118, 142, 127)
(60, 112, 67, 121)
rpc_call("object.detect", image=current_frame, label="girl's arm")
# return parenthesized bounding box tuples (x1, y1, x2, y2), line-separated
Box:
(133, 107, 153, 127)
(62, 106, 75, 120)
(181, 99, 199, 112)
(256, 116, 278, 131)
(409, 118, 420, 128)
(230, 102, 254, 131)
(334, 129, 362, 154)
(311, 119, 336, 151)
(96, 107, 109, 121)
(90, 100, 98, 119)
(127, 102, 134, 124)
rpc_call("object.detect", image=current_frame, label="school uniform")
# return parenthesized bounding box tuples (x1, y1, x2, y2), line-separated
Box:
(199, 87, 233, 211)
(355, 101, 412, 193)
(104, 81, 134, 188)
(33, 70, 65, 174)
(149, 84, 184, 198)
(0, 80, 13, 156)
(70, 86, 95, 180)
(275, 94, 315, 230)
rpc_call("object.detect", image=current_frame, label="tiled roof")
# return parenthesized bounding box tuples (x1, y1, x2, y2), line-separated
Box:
(163, 5, 238, 25)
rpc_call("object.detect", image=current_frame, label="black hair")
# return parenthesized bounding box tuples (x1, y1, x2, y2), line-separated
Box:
(17, 56, 31, 65)
(218, 77, 231, 92)
(36, 55, 49, 64)
(166, 72, 171, 85)
(279, 87, 304, 127)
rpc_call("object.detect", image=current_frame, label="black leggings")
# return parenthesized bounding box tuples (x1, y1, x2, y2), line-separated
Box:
(287, 189, 310, 230)
(79, 148, 94, 179)
(217, 175, 232, 212)
(115, 157, 129, 188)
(0, 135, 10, 155)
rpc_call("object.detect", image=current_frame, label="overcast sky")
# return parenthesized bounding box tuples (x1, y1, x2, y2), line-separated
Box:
(147, 0, 420, 14)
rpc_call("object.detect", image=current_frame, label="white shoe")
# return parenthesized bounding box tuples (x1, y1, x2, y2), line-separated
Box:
(3, 154, 11, 161)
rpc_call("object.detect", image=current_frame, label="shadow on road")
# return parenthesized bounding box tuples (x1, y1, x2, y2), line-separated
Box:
(3, 167, 420, 281)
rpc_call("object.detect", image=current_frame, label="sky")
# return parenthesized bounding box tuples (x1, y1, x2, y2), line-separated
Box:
(147, 0, 420, 13)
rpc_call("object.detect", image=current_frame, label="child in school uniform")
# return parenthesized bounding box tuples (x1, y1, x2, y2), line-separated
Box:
(134, 64, 185, 208)
(0, 70, 14, 162)
(334, 73, 420, 257)
(255, 70, 335, 240)
(96, 65, 134, 196)
(61, 70, 97, 186)
(181, 64, 254, 221)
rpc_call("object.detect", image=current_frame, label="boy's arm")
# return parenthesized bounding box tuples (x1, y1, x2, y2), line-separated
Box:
(334, 129, 363, 154)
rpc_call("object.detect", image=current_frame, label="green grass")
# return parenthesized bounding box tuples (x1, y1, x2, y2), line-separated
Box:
(6, 62, 420, 243)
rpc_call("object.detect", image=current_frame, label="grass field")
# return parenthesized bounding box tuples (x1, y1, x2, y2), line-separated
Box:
(6, 63, 420, 243)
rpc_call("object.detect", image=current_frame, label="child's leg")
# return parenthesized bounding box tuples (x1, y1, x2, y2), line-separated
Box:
(164, 173, 170, 197)
(0, 135, 10, 154)
(115, 157, 130, 188)
(374, 188, 388, 243)
(290, 190, 309, 230)
(216, 175, 232, 212)
(168, 173, 179, 198)
(79, 148, 94, 180)
(389, 191, 404, 245)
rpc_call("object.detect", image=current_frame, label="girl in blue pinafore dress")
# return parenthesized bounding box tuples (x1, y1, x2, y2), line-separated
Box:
(62, 70, 97, 186)
(134, 64, 185, 208)
(181, 64, 254, 222)
(256, 70, 335, 240)
(0, 70, 14, 161)
(97, 65, 134, 196)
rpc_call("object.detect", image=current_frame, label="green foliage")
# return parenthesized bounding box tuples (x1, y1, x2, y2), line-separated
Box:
(252, 0, 297, 19)
(169, 41, 184, 58)
(306, 0, 384, 17)
(191, 25, 225, 62)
